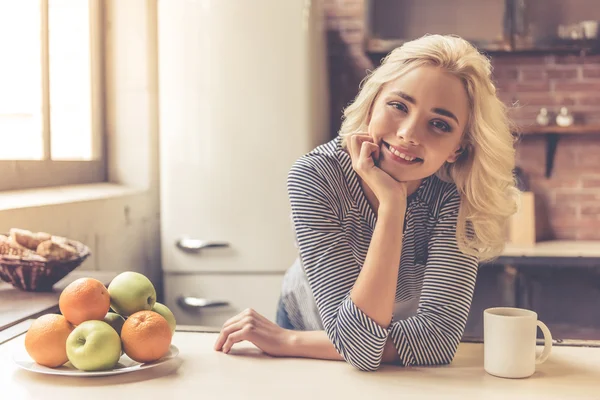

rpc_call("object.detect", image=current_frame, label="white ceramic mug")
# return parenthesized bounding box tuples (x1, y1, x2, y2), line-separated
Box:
(483, 307, 552, 378)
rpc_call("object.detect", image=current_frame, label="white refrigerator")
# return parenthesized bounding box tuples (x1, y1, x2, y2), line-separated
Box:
(157, 0, 329, 327)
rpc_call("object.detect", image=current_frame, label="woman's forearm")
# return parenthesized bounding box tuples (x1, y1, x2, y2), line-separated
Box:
(349, 205, 405, 328)
(287, 330, 344, 360)
(287, 330, 399, 363)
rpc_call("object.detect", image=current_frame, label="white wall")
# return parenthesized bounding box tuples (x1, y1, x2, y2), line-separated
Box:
(0, 0, 162, 297)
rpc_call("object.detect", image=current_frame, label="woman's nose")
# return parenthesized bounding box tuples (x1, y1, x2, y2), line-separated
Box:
(396, 120, 420, 145)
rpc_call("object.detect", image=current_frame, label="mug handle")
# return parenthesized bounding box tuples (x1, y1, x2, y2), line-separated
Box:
(535, 320, 553, 364)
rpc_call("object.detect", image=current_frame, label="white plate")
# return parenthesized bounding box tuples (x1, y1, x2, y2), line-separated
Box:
(13, 345, 179, 377)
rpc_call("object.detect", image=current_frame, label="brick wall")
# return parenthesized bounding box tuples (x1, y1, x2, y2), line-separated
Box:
(322, 0, 600, 240)
(493, 55, 600, 126)
(494, 55, 600, 240)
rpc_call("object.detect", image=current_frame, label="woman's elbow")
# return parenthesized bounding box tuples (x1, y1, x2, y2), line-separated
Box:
(342, 354, 382, 372)
(409, 348, 456, 367)
(431, 350, 456, 366)
(437, 357, 453, 366)
(349, 360, 381, 372)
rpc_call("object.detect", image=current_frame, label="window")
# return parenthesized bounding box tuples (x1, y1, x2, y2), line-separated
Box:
(0, 0, 105, 191)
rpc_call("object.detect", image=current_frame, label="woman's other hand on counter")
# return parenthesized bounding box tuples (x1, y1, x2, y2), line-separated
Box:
(213, 308, 294, 357)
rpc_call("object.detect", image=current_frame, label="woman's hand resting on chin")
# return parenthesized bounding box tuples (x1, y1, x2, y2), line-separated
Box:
(214, 308, 293, 356)
(347, 134, 408, 215)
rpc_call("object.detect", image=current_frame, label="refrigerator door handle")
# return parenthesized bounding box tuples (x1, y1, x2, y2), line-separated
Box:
(177, 296, 230, 309)
(176, 237, 230, 253)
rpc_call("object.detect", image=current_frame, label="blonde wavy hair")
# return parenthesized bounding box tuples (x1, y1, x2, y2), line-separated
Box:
(339, 34, 518, 262)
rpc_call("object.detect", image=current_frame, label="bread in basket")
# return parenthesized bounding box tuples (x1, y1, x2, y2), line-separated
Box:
(0, 228, 91, 292)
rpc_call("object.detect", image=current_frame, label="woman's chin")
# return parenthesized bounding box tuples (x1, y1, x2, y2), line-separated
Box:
(381, 161, 423, 182)
(390, 169, 440, 186)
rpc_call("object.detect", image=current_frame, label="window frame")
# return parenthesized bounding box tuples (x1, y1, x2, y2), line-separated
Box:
(0, 0, 106, 192)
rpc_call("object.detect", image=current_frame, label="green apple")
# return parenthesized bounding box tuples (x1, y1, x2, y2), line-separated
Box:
(103, 312, 126, 355)
(103, 312, 125, 335)
(108, 271, 156, 316)
(152, 302, 176, 334)
(66, 320, 122, 371)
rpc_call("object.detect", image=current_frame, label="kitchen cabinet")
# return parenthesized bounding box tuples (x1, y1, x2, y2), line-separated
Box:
(163, 274, 284, 327)
(464, 241, 600, 341)
(518, 266, 600, 340)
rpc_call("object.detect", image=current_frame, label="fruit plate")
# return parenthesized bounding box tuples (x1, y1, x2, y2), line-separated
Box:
(13, 345, 179, 377)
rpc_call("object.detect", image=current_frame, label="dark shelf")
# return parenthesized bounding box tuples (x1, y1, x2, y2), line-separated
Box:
(366, 38, 600, 65)
(516, 125, 600, 178)
(482, 41, 600, 57)
(518, 125, 600, 135)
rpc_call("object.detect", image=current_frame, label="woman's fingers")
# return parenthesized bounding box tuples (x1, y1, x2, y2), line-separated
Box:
(356, 140, 380, 172)
(214, 308, 264, 351)
(349, 134, 383, 169)
(222, 324, 256, 354)
(214, 314, 245, 350)
(372, 137, 382, 165)
(347, 135, 358, 160)
(348, 134, 371, 161)
(361, 140, 380, 162)
(214, 308, 294, 357)
(216, 317, 252, 351)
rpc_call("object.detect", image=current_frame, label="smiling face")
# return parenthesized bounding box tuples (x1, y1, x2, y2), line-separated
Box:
(367, 65, 469, 183)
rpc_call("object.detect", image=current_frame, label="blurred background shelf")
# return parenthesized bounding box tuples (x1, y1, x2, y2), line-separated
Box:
(366, 40, 600, 64)
(513, 125, 600, 177)
(518, 125, 600, 135)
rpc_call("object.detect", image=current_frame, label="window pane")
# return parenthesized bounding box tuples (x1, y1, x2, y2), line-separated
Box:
(49, 0, 93, 160)
(0, 0, 44, 160)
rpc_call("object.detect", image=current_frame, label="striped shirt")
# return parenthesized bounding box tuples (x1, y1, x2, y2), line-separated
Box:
(281, 135, 479, 371)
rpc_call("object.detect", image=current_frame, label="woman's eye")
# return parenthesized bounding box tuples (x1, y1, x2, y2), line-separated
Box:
(431, 120, 451, 133)
(389, 102, 408, 113)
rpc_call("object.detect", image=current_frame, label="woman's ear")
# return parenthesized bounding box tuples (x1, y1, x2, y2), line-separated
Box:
(446, 145, 464, 163)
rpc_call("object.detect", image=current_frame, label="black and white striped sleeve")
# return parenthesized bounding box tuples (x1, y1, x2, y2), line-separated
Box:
(388, 194, 479, 366)
(287, 157, 390, 371)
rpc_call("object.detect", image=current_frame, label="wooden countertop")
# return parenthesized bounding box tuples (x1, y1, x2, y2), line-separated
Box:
(502, 241, 600, 258)
(1, 331, 599, 399)
(0, 271, 117, 332)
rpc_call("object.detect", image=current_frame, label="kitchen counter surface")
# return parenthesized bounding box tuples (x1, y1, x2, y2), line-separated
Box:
(0, 271, 117, 333)
(502, 241, 600, 258)
(496, 240, 600, 268)
(1, 330, 599, 400)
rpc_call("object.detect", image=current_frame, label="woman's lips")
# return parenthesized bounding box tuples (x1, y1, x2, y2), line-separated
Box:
(382, 141, 423, 164)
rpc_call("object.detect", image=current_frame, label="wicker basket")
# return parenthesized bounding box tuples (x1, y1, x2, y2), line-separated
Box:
(0, 237, 91, 292)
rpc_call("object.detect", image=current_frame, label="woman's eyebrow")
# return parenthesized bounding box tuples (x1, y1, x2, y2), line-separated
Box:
(432, 108, 459, 125)
(390, 90, 460, 125)
(391, 90, 416, 105)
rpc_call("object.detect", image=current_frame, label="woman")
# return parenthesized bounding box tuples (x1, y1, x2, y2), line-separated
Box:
(214, 34, 518, 371)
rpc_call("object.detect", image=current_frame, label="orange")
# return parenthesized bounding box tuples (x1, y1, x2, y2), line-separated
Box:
(121, 311, 172, 363)
(59, 277, 110, 325)
(24, 314, 74, 367)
